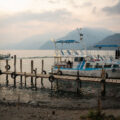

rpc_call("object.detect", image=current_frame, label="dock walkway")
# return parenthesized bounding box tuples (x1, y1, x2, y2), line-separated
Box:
(1, 71, 120, 84)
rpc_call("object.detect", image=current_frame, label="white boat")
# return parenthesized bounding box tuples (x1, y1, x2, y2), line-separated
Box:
(53, 55, 120, 78)
(0, 54, 11, 60)
(51, 35, 120, 79)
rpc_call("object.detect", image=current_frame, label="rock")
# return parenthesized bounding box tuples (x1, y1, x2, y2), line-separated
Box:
(116, 92, 120, 98)
(52, 111, 55, 115)
(29, 101, 39, 106)
(3, 98, 6, 101)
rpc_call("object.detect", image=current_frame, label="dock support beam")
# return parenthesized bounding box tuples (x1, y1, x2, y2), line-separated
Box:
(34, 68, 37, 90)
(5, 60, 9, 87)
(13, 55, 16, 88)
(101, 79, 106, 97)
(76, 71, 82, 95)
(41, 59, 44, 88)
(20, 59, 23, 88)
(101, 69, 106, 97)
(24, 72, 27, 88)
(76, 78, 82, 95)
(31, 60, 34, 88)
(56, 79, 59, 91)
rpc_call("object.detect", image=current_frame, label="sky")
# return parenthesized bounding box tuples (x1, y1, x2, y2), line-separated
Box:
(0, 0, 120, 46)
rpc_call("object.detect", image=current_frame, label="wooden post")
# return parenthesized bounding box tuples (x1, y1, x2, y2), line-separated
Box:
(41, 59, 44, 88)
(101, 79, 106, 97)
(20, 59, 23, 88)
(51, 82, 53, 96)
(101, 69, 106, 97)
(77, 79, 82, 94)
(31, 60, 34, 88)
(5, 60, 9, 87)
(14, 55, 16, 88)
(56, 79, 59, 92)
(97, 97, 102, 115)
(34, 68, 37, 90)
(76, 71, 82, 95)
(77, 82, 79, 94)
(24, 72, 26, 88)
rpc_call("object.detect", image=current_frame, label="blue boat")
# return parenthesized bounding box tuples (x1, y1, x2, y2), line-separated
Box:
(51, 37, 120, 79)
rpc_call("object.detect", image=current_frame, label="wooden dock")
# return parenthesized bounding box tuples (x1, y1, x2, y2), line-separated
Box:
(1, 71, 120, 84)
(0, 55, 120, 97)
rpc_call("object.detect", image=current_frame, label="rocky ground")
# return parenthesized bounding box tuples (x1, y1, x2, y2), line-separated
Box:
(0, 84, 120, 120)
(0, 104, 120, 120)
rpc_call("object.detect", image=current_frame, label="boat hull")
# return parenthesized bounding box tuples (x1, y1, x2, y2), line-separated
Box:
(0, 54, 10, 60)
(53, 69, 120, 79)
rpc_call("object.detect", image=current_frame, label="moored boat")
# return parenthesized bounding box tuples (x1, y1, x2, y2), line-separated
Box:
(53, 55, 120, 78)
(0, 54, 11, 60)
(51, 30, 120, 79)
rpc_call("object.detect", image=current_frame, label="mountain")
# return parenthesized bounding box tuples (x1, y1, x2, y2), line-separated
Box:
(92, 33, 120, 50)
(0, 32, 63, 50)
(8, 34, 53, 50)
(0, 34, 48, 50)
(0, 27, 114, 50)
(40, 28, 113, 50)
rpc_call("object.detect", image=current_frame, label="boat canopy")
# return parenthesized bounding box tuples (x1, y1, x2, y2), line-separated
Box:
(55, 40, 79, 44)
(95, 45, 120, 48)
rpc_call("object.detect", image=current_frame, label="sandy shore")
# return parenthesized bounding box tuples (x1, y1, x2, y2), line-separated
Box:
(0, 104, 120, 120)
(0, 85, 120, 120)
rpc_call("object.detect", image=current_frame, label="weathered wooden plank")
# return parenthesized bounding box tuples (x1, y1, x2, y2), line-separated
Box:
(1, 71, 120, 83)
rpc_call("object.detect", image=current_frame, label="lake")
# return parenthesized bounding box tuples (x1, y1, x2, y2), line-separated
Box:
(0, 50, 119, 108)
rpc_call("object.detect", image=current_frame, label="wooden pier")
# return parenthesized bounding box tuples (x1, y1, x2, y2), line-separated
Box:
(0, 55, 120, 97)
(1, 71, 120, 84)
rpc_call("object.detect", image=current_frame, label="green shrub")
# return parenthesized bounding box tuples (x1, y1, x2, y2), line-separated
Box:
(80, 110, 118, 120)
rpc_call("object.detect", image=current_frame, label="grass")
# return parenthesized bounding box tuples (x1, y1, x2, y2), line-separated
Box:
(80, 110, 120, 120)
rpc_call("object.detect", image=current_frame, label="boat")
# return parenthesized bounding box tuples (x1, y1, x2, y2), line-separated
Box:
(51, 32, 120, 79)
(52, 55, 120, 78)
(0, 54, 11, 60)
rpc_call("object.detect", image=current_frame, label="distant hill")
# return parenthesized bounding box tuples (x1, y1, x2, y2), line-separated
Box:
(9, 34, 53, 50)
(91, 33, 120, 50)
(0, 27, 114, 50)
(40, 28, 113, 50)
(0, 33, 61, 50)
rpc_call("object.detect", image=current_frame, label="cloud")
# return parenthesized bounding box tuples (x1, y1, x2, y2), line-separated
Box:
(92, 7, 96, 14)
(48, 0, 59, 4)
(102, 0, 120, 15)
(0, 9, 72, 27)
(68, 0, 92, 8)
(82, 2, 92, 7)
